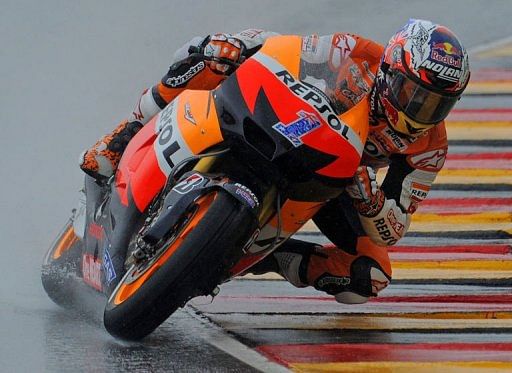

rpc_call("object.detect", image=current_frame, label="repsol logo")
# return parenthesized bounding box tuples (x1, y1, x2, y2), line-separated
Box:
(275, 70, 349, 140)
(373, 218, 397, 245)
(411, 188, 427, 200)
(157, 102, 182, 168)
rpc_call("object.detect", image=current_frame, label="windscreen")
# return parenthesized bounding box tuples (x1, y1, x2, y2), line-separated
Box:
(299, 54, 372, 115)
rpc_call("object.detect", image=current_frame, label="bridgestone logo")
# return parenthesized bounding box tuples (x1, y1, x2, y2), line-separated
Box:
(166, 61, 205, 87)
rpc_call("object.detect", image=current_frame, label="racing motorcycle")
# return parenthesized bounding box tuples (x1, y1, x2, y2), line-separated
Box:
(42, 35, 369, 340)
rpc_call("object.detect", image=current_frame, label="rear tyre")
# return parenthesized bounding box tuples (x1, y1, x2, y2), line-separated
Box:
(41, 221, 83, 308)
(103, 190, 257, 340)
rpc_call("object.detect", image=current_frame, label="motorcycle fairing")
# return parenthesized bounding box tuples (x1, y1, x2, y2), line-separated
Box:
(229, 199, 324, 276)
(116, 92, 224, 212)
(115, 120, 165, 210)
(83, 174, 147, 294)
(142, 171, 260, 245)
(239, 47, 367, 179)
(86, 35, 372, 292)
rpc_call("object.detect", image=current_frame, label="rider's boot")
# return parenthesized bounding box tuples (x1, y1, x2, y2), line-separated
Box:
(248, 237, 392, 304)
(79, 120, 143, 180)
(248, 239, 314, 285)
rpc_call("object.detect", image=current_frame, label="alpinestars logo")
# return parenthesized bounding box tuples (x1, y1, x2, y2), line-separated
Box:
(409, 149, 446, 171)
(165, 61, 205, 87)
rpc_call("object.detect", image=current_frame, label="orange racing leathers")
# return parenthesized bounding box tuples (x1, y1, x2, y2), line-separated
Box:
(264, 32, 447, 303)
(82, 30, 447, 304)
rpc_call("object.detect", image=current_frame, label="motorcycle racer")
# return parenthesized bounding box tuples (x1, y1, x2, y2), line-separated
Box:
(79, 19, 470, 304)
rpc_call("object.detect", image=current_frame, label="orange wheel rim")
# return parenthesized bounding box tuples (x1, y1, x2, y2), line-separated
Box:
(53, 225, 79, 260)
(112, 193, 217, 306)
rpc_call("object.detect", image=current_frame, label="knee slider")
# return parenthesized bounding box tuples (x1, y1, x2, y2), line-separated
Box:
(272, 239, 319, 288)
(335, 291, 369, 304)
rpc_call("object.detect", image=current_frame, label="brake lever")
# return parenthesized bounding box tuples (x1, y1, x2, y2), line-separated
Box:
(354, 175, 371, 204)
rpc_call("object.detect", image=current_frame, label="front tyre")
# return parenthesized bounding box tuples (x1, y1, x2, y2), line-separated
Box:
(103, 190, 257, 340)
(41, 221, 82, 308)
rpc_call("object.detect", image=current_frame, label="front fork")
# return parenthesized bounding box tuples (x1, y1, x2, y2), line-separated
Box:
(140, 170, 263, 247)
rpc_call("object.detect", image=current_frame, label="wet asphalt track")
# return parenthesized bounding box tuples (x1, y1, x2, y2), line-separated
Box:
(1, 1, 512, 372)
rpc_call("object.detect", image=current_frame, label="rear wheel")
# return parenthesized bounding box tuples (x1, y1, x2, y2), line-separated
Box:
(41, 221, 83, 308)
(103, 190, 257, 340)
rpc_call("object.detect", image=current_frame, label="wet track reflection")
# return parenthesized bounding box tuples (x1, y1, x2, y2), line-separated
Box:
(40, 307, 258, 373)
(3, 1, 512, 372)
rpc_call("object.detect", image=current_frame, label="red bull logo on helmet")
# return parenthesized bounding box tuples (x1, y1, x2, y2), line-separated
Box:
(430, 42, 462, 68)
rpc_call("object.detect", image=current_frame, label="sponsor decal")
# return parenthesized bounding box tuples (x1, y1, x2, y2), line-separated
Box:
(381, 97, 399, 126)
(184, 102, 196, 125)
(338, 78, 360, 104)
(302, 34, 319, 53)
(420, 60, 461, 82)
(371, 278, 389, 293)
(387, 210, 404, 236)
(275, 70, 352, 141)
(373, 218, 397, 245)
(382, 127, 407, 151)
(317, 275, 351, 289)
(82, 253, 102, 291)
(156, 100, 194, 172)
(410, 181, 430, 202)
(349, 64, 370, 93)
(158, 101, 175, 131)
(272, 110, 322, 147)
(431, 42, 462, 68)
(102, 245, 116, 284)
(174, 173, 204, 194)
(165, 61, 205, 87)
(336, 64, 370, 107)
(332, 34, 356, 61)
(238, 29, 263, 39)
(251, 53, 364, 155)
(408, 149, 446, 171)
(234, 183, 259, 208)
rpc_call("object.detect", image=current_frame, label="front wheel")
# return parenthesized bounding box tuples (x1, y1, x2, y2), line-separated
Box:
(103, 190, 257, 340)
(41, 221, 83, 308)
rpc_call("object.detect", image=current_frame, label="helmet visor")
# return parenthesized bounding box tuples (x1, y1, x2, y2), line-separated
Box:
(387, 69, 459, 124)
